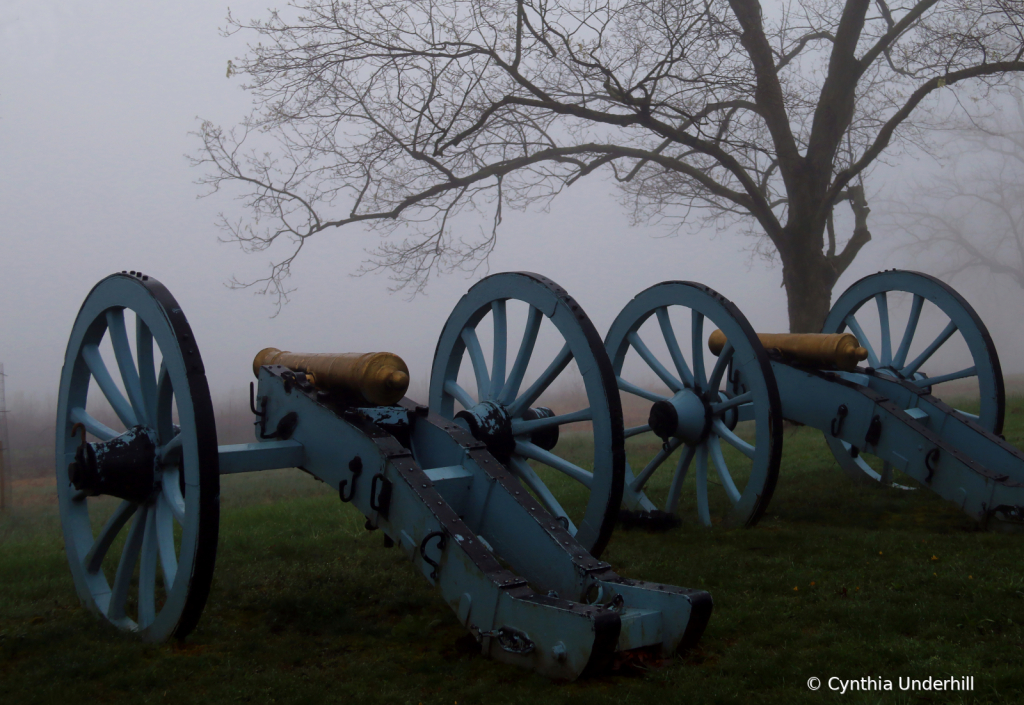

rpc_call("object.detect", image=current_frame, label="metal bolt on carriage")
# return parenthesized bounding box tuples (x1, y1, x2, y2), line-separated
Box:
(54, 269, 1022, 680)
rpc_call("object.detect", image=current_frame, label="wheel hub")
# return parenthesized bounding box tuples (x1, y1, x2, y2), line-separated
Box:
(520, 406, 559, 450)
(68, 426, 160, 503)
(648, 389, 711, 445)
(455, 401, 560, 462)
(456, 401, 515, 461)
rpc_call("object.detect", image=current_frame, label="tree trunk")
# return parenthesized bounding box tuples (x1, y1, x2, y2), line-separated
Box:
(779, 240, 837, 333)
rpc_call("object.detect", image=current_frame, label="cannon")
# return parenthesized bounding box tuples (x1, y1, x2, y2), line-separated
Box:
(463, 271, 1019, 533)
(55, 271, 711, 680)
(590, 271, 1022, 529)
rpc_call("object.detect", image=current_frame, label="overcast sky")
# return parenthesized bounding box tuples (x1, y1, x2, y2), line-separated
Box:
(2, 0, 1021, 408)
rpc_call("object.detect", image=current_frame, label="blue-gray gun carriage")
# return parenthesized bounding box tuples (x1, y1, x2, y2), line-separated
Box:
(55, 271, 712, 680)
(603, 271, 1024, 532)
(55, 267, 1023, 680)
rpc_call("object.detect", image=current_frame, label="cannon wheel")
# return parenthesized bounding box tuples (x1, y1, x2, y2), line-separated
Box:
(429, 272, 624, 557)
(823, 270, 1005, 485)
(56, 272, 219, 641)
(605, 282, 783, 528)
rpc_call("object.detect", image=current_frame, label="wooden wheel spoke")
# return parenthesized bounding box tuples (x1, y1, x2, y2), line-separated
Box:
(155, 362, 175, 443)
(489, 300, 507, 399)
(159, 434, 183, 464)
(912, 366, 977, 388)
(711, 391, 753, 415)
(70, 406, 118, 442)
(616, 377, 667, 403)
(624, 423, 651, 439)
(712, 419, 755, 459)
(82, 343, 138, 428)
(893, 294, 924, 369)
(461, 328, 490, 401)
(136, 316, 158, 426)
(498, 305, 542, 404)
(691, 310, 707, 390)
(709, 436, 742, 505)
(904, 320, 959, 376)
(161, 468, 186, 524)
(85, 501, 138, 574)
(444, 379, 476, 410)
(656, 307, 694, 388)
(630, 438, 682, 493)
(843, 315, 880, 369)
(511, 407, 591, 435)
(708, 341, 734, 392)
(695, 445, 711, 527)
(106, 309, 149, 427)
(138, 504, 159, 629)
(508, 457, 578, 535)
(627, 331, 682, 392)
(665, 444, 697, 514)
(508, 344, 573, 417)
(875, 293, 892, 367)
(154, 496, 178, 590)
(514, 440, 593, 488)
(108, 504, 148, 621)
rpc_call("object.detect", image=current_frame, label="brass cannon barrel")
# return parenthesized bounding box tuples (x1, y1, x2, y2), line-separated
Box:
(707, 331, 868, 371)
(252, 348, 410, 405)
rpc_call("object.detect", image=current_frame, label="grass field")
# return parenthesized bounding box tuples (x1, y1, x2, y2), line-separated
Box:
(3, 398, 1024, 704)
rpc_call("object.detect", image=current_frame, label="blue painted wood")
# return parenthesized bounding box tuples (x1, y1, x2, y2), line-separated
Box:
(428, 272, 624, 557)
(105, 308, 149, 426)
(55, 273, 219, 642)
(605, 281, 783, 527)
(56, 273, 718, 677)
(252, 366, 710, 678)
(218, 441, 305, 474)
(823, 270, 1005, 485)
(772, 361, 1024, 529)
(600, 272, 1018, 531)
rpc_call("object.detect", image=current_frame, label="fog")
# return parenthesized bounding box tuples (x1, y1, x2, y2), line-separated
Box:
(3, 1, 1023, 479)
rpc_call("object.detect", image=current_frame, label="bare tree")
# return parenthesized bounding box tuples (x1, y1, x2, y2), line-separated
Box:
(194, 0, 1024, 330)
(889, 89, 1024, 288)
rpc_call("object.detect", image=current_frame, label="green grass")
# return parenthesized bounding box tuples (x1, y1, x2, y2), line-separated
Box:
(3, 399, 1024, 703)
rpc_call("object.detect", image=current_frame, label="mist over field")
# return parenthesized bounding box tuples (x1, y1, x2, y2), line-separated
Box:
(7, 4, 1024, 700)
(3, 0, 1024, 495)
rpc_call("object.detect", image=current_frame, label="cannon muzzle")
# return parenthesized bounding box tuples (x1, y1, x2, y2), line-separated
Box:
(253, 348, 410, 405)
(708, 330, 868, 371)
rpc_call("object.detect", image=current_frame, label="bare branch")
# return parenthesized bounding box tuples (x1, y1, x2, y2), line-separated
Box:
(832, 61, 1024, 205)
(193, 0, 1024, 327)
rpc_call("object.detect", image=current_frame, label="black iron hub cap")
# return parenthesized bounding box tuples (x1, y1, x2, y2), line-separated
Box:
(455, 401, 560, 463)
(456, 401, 515, 462)
(68, 425, 160, 504)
